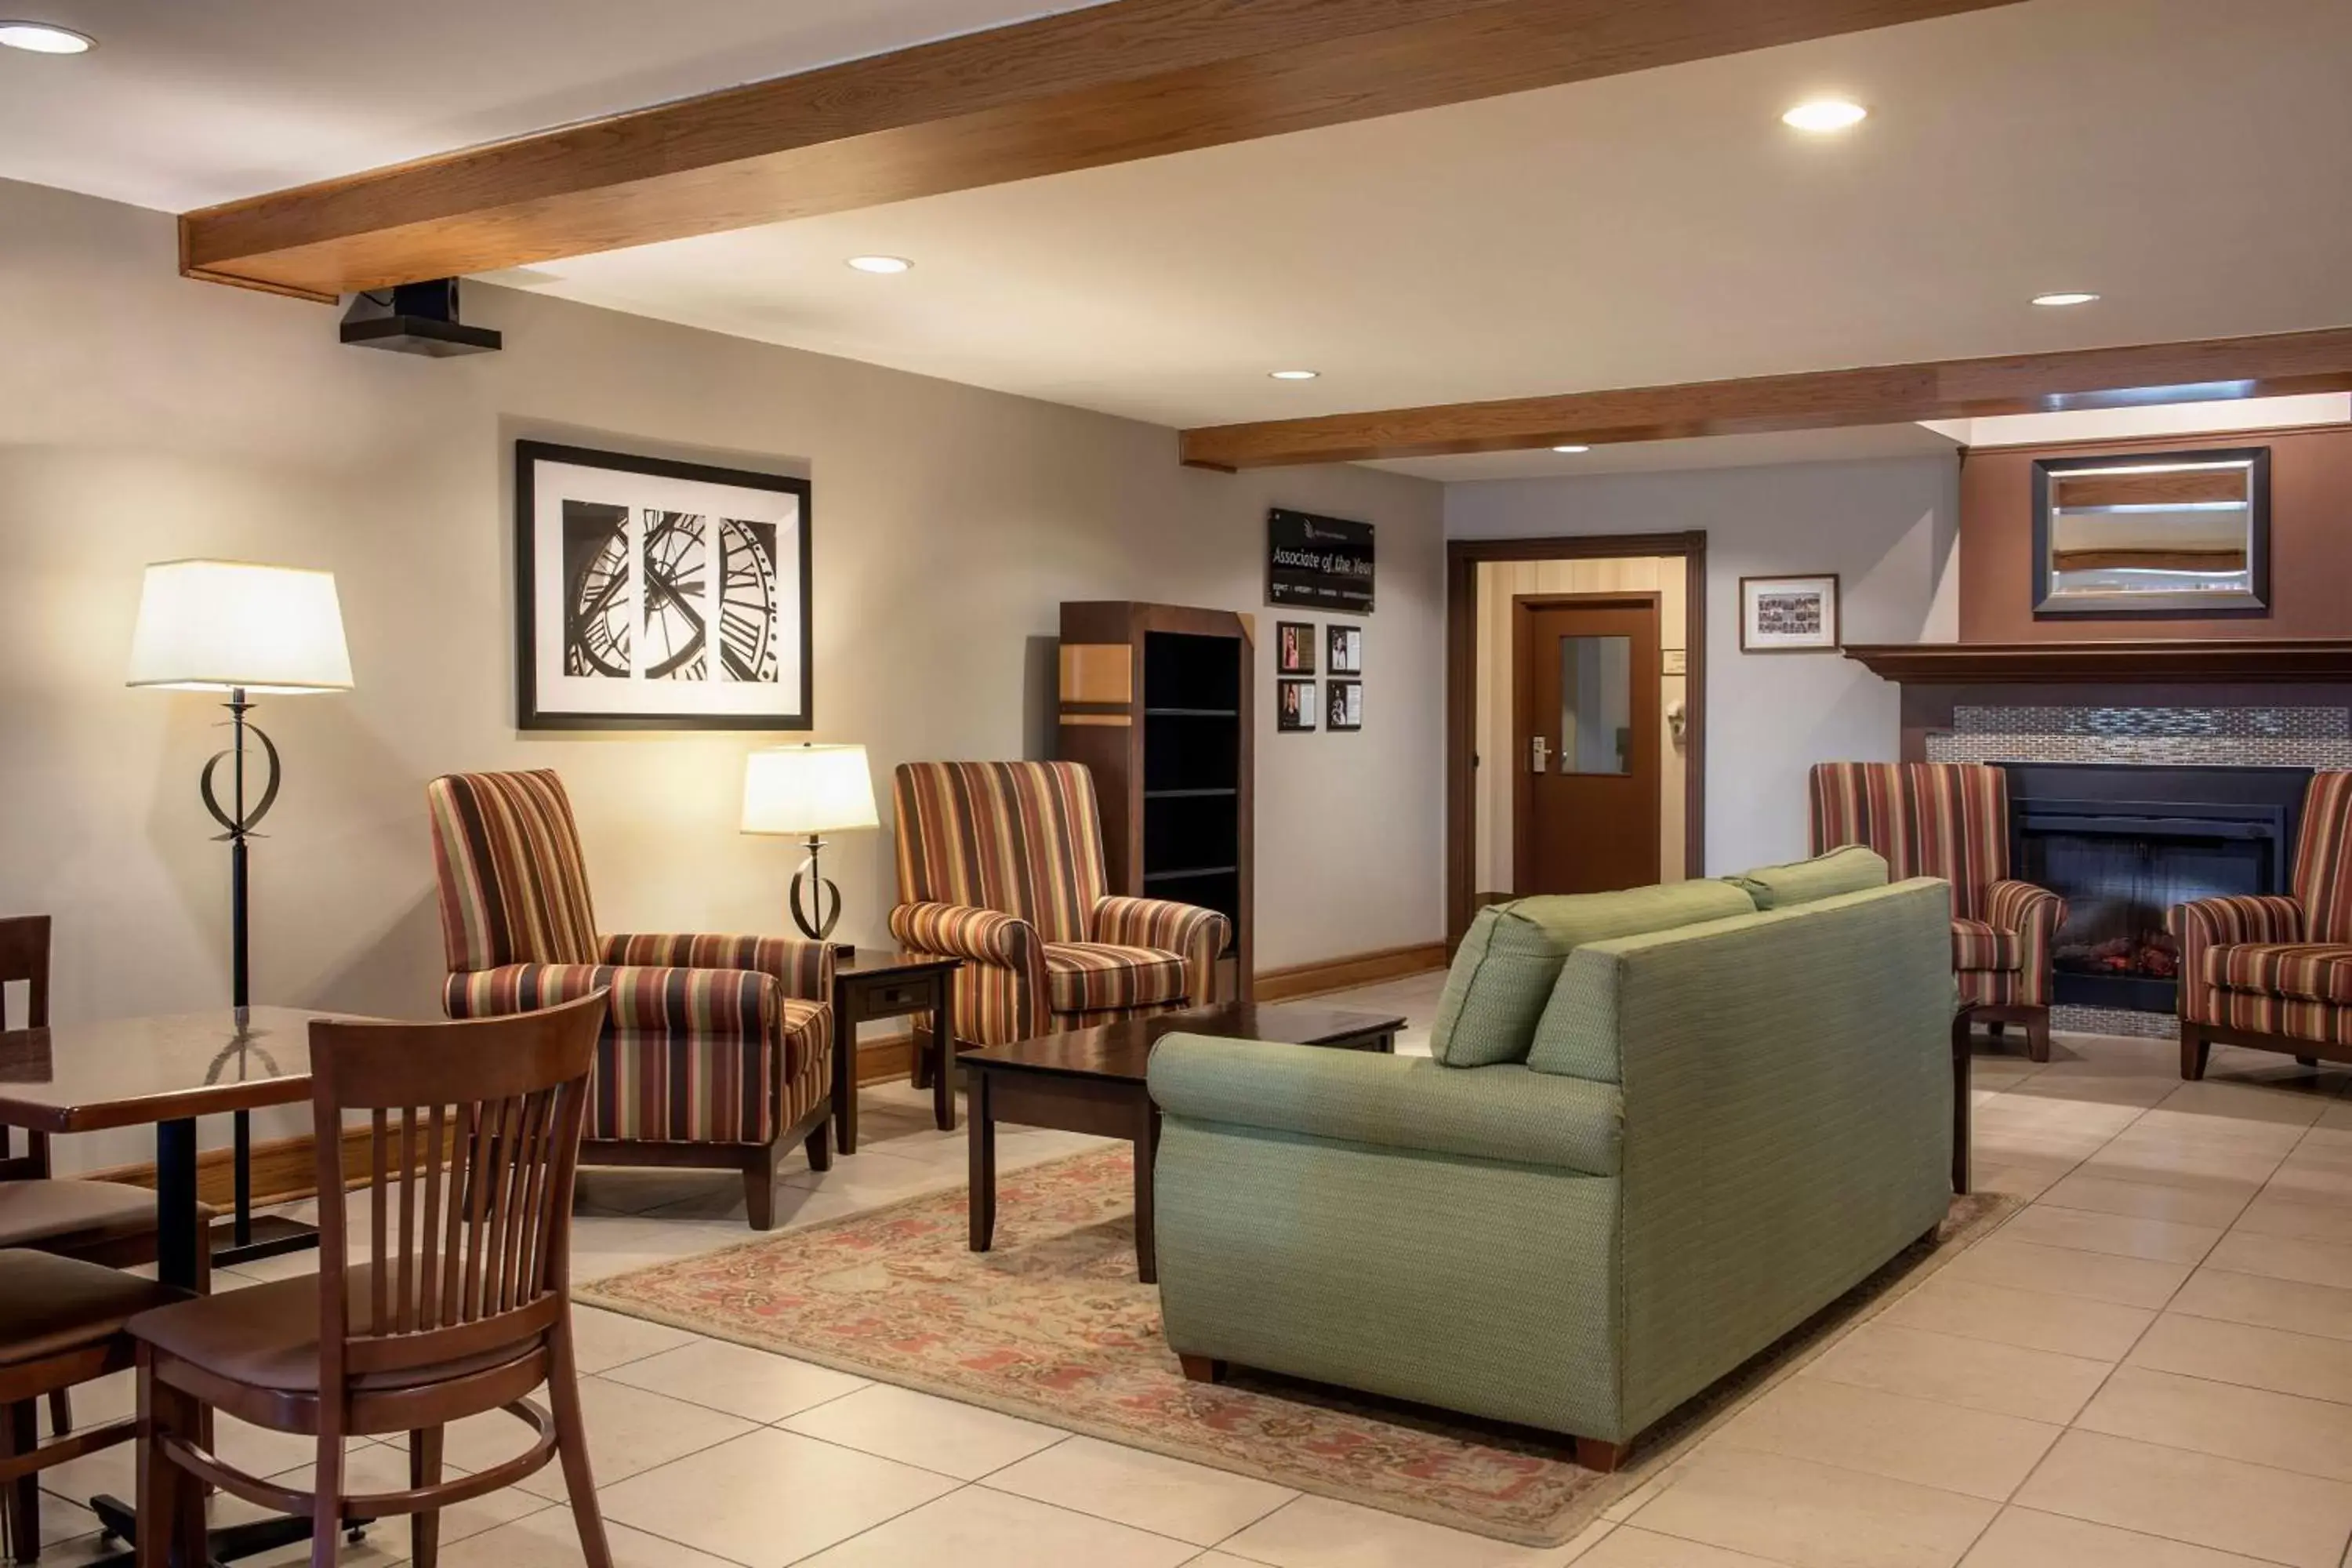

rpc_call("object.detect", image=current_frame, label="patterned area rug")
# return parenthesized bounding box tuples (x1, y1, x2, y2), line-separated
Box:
(583, 1149, 2013, 1546)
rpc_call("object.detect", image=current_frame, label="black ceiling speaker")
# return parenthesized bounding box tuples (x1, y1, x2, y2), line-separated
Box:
(339, 278, 502, 357)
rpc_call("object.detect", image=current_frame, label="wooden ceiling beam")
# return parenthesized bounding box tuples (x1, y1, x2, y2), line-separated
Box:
(1177, 328, 2352, 469)
(179, 0, 2024, 301)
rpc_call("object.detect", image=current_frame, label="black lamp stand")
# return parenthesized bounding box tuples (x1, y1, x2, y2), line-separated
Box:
(788, 834, 844, 942)
(198, 688, 319, 1267)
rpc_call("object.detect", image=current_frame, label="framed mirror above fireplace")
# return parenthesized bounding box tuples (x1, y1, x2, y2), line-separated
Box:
(2030, 446, 2270, 619)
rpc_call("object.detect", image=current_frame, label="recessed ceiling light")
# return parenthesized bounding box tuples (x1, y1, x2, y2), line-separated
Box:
(845, 255, 911, 274)
(1269, 369, 1319, 381)
(1551, 445, 1592, 454)
(0, 20, 94, 53)
(1781, 98, 1867, 133)
(2031, 291, 2100, 307)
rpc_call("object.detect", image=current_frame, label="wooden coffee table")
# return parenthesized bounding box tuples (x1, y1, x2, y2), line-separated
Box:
(962, 1000, 1404, 1283)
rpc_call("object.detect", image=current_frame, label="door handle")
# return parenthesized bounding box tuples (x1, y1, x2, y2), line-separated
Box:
(1530, 736, 1549, 773)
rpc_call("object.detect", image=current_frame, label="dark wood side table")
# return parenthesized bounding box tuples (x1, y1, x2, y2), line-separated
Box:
(831, 950, 960, 1152)
(962, 1000, 1403, 1283)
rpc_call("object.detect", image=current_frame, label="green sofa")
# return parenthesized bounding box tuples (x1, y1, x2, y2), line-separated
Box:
(1146, 858, 1956, 1468)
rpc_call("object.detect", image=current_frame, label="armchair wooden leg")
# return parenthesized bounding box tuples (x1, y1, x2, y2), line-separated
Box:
(409, 1427, 445, 1568)
(744, 1139, 782, 1232)
(1176, 1355, 1226, 1385)
(2181, 1022, 2212, 1081)
(804, 1114, 833, 1174)
(2025, 1010, 2051, 1065)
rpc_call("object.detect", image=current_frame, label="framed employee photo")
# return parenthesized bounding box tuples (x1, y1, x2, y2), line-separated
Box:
(1276, 621, 1318, 675)
(1277, 677, 1318, 731)
(1326, 623, 1363, 676)
(1327, 679, 1363, 732)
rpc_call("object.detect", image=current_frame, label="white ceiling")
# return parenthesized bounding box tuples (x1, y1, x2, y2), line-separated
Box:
(490, 0, 2352, 437)
(10, 0, 2352, 480)
(0, 0, 1090, 211)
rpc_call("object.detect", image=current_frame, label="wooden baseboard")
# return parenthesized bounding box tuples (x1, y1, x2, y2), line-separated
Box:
(1254, 941, 1447, 1002)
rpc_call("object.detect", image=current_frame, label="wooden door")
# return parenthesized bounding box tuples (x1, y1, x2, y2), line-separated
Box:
(1514, 596, 1662, 895)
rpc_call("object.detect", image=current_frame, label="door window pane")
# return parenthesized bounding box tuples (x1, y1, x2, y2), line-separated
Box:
(1559, 635, 1632, 775)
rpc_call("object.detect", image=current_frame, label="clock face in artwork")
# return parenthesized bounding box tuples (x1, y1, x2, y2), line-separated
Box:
(717, 517, 780, 684)
(562, 502, 633, 679)
(641, 511, 709, 680)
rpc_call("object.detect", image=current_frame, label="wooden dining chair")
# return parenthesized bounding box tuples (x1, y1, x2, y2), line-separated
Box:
(0, 1250, 183, 1563)
(128, 992, 614, 1568)
(0, 916, 205, 1451)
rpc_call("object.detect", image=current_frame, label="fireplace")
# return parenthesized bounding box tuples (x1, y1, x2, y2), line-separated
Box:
(2005, 763, 2312, 1014)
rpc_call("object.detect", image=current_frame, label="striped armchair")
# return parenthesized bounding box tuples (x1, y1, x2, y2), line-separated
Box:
(1810, 762, 2067, 1061)
(426, 769, 835, 1229)
(2176, 771, 2352, 1080)
(890, 761, 1231, 1054)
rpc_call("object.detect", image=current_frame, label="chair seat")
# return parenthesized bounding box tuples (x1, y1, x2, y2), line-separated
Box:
(129, 1265, 532, 1395)
(1951, 918, 2021, 973)
(0, 1178, 162, 1248)
(2205, 943, 2352, 1006)
(0, 1249, 185, 1367)
(1044, 942, 1189, 1013)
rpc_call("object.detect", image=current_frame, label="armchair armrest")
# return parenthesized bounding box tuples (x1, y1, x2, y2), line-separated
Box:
(2171, 894, 2305, 948)
(601, 933, 833, 1003)
(1149, 1035, 1622, 1176)
(1093, 895, 1230, 1004)
(446, 962, 775, 1039)
(1983, 880, 2065, 938)
(888, 902, 1040, 973)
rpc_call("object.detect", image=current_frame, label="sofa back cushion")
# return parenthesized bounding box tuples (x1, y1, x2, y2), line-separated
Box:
(1725, 846, 1889, 911)
(892, 761, 1107, 943)
(1432, 880, 1757, 1067)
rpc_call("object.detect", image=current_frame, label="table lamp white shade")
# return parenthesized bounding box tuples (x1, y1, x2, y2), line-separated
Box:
(742, 743, 880, 836)
(126, 560, 354, 694)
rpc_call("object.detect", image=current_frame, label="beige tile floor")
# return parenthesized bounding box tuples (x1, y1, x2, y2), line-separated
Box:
(34, 975, 2352, 1566)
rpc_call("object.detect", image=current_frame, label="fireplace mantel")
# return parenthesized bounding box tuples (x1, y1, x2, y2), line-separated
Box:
(1843, 639, 2352, 686)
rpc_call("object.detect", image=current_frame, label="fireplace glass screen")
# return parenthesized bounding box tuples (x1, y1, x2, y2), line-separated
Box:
(2020, 827, 2268, 986)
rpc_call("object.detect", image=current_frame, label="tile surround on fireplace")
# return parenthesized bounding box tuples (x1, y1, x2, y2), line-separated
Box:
(1926, 704, 2352, 768)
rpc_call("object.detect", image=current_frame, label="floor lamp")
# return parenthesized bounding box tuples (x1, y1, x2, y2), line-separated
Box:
(128, 559, 354, 1266)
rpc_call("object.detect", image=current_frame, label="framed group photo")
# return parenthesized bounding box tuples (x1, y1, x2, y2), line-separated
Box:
(516, 439, 813, 729)
(1738, 573, 1841, 654)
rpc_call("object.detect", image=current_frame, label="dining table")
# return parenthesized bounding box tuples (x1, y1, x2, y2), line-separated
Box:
(0, 1004, 364, 1566)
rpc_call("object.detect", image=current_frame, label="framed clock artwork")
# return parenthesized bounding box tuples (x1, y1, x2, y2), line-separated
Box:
(514, 440, 813, 730)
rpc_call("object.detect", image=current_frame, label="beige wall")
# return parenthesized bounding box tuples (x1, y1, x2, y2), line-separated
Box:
(0, 180, 1446, 1171)
(1472, 558, 1689, 894)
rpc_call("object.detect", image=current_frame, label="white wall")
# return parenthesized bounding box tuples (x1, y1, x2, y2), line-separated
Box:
(0, 179, 1446, 1169)
(1446, 457, 1960, 874)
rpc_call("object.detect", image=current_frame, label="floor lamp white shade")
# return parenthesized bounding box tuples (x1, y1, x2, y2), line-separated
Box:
(126, 559, 353, 694)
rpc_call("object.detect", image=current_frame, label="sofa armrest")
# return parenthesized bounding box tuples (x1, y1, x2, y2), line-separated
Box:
(888, 902, 1040, 972)
(601, 933, 834, 1003)
(1093, 895, 1230, 1004)
(1148, 1035, 1622, 1175)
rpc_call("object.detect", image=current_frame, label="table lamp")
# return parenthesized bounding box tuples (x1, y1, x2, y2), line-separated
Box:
(127, 559, 353, 1264)
(742, 743, 878, 942)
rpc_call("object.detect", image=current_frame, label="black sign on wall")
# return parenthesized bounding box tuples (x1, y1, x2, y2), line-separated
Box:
(1266, 508, 1375, 613)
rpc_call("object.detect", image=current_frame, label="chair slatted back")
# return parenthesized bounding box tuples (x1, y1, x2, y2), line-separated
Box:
(0, 914, 51, 1178)
(307, 993, 606, 1383)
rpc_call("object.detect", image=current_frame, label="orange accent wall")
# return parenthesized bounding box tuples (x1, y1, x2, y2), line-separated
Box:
(1958, 423, 2352, 641)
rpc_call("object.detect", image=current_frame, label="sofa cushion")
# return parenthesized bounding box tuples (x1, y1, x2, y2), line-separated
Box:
(1724, 846, 1889, 911)
(1951, 917, 2021, 973)
(1046, 941, 1189, 1013)
(1431, 881, 1757, 1067)
(2205, 942, 2352, 1006)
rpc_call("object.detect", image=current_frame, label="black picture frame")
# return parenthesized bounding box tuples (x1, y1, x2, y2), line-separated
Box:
(515, 439, 815, 731)
(1327, 622, 1363, 676)
(1276, 677, 1318, 731)
(2029, 445, 2270, 620)
(1326, 679, 1363, 732)
(1276, 621, 1318, 675)
(1267, 507, 1375, 613)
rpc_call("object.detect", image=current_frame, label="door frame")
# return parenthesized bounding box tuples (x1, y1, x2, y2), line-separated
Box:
(1511, 590, 1663, 895)
(1446, 531, 1708, 949)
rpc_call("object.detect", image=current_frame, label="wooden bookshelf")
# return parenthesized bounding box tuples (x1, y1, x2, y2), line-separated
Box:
(1058, 601, 1254, 1001)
